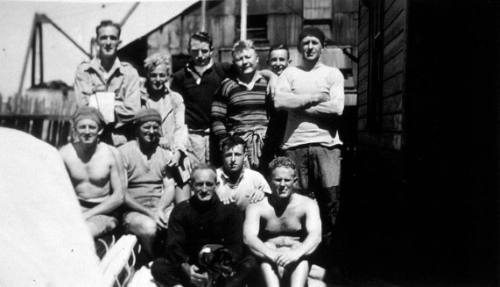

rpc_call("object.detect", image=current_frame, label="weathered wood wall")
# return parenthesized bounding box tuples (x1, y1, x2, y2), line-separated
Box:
(357, 0, 406, 151)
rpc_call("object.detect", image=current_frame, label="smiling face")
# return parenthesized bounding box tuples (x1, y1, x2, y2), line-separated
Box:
(189, 38, 213, 67)
(74, 118, 102, 145)
(233, 48, 259, 75)
(299, 36, 323, 63)
(222, 144, 245, 176)
(137, 121, 160, 145)
(270, 166, 297, 199)
(268, 49, 290, 75)
(192, 168, 217, 202)
(147, 64, 169, 92)
(97, 25, 120, 60)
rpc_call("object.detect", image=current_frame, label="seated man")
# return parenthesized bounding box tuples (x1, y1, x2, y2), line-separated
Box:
(243, 157, 322, 287)
(216, 135, 271, 210)
(151, 164, 256, 287)
(118, 108, 176, 257)
(60, 107, 124, 238)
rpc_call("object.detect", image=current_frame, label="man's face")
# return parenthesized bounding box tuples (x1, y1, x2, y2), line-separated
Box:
(268, 49, 290, 75)
(270, 166, 296, 199)
(189, 38, 212, 67)
(97, 25, 120, 59)
(222, 144, 245, 175)
(300, 36, 323, 62)
(138, 121, 160, 145)
(74, 118, 101, 145)
(233, 48, 259, 75)
(148, 64, 169, 92)
(192, 169, 217, 202)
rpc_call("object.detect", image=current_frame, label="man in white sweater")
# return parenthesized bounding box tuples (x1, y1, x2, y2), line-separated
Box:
(274, 27, 344, 258)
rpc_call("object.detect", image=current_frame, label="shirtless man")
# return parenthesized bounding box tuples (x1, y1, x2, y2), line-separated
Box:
(243, 157, 322, 287)
(60, 107, 124, 238)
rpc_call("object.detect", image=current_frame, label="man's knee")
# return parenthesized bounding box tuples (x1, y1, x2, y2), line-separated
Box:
(123, 212, 157, 237)
(86, 215, 118, 237)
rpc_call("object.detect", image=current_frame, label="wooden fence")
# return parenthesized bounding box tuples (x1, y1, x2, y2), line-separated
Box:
(0, 88, 76, 148)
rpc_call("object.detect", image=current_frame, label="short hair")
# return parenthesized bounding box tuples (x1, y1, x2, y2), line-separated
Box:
(268, 156, 296, 176)
(96, 20, 121, 38)
(144, 53, 171, 73)
(221, 135, 246, 152)
(297, 27, 325, 49)
(232, 40, 256, 56)
(268, 44, 290, 59)
(191, 163, 217, 180)
(189, 31, 213, 50)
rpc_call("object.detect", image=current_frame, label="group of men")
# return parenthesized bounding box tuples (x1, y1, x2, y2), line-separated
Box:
(60, 19, 345, 287)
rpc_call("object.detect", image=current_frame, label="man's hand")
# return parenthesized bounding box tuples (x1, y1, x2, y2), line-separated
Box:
(159, 137, 169, 149)
(249, 188, 265, 203)
(166, 150, 182, 168)
(275, 249, 302, 267)
(217, 185, 234, 205)
(311, 92, 330, 105)
(152, 208, 168, 229)
(188, 265, 209, 287)
(266, 73, 278, 98)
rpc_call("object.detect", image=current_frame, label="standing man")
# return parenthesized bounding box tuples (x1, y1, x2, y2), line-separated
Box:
(170, 32, 235, 166)
(59, 107, 124, 238)
(216, 135, 271, 210)
(211, 40, 270, 169)
(274, 27, 344, 248)
(260, 44, 292, 171)
(74, 20, 141, 146)
(243, 157, 322, 287)
(171, 32, 277, 167)
(118, 109, 176, 257)
(151, 164, 256, 287)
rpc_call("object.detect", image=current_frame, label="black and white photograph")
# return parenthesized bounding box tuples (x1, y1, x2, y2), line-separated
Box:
(0, 0, 497, 286)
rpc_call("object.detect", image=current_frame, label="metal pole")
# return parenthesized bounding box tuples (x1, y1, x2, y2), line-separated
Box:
(40, 14, 91, 58)
(120, 2, 140, 27)
(38, 22, 44, 84)
(18, 15, 37, 95)
(240, 0, 247, 40)
(31, 20, 37, 88)
(201, 0, 206, 32)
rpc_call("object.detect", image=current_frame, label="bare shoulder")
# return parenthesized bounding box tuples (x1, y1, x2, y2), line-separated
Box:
(246, 197, 272, 215)
(59, 143, 75, 160)
(292, 193, 318, 210)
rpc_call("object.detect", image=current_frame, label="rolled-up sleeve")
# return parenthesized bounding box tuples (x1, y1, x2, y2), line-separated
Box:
(74, 64, 92, 107)
(114, 68, 141, 125)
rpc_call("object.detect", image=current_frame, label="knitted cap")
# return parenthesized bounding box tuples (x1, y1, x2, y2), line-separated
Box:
(72, 107, 105, 128)
(298, 27, 325, 46)
(133, 108, 162, 126)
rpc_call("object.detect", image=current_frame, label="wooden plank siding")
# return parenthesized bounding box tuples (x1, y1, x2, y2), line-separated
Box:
(357, 0, 407, 150)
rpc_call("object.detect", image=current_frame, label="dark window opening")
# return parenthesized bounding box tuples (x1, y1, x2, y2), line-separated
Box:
(236, 15, 268, 45)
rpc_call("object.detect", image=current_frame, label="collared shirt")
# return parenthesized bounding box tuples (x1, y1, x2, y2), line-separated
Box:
(188, 59, 215, 85)
(235, 72, 264, 91)
(141, 86, 189, 154)
(216, 167, 271, 209)
(171, 62, 234, 130)
(74, 57, 141, 126)
(211, 73, 269, 139)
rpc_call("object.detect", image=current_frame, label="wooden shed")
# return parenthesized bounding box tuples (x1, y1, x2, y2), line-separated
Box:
(347, 0, 497, 285)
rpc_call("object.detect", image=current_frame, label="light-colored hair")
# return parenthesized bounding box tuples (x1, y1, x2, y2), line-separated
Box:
(232, 40, 256, 56)
(144, 53, 171, 73)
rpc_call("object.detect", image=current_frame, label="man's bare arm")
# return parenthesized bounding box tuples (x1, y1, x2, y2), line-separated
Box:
(82, 151, 124, 219)
(154, 177, 176, 228)
(243, 203, 278, 262)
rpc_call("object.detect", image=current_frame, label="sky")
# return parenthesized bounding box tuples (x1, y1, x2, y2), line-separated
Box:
(0, 0, 196, 98)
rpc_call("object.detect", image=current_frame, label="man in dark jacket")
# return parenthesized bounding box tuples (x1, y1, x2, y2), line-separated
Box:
(151, 164, 255, 287)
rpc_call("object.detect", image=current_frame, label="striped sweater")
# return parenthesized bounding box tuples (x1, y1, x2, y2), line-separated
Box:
(211, 75, 269, 140)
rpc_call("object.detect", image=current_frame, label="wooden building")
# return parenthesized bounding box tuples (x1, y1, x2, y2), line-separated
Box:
(349, 0, 497, 285)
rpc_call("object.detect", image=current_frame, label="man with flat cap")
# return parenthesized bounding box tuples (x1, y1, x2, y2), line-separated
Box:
(60, 106, 125, 238)
(118, 108, 177, 257)
(274, 27, 345, 255)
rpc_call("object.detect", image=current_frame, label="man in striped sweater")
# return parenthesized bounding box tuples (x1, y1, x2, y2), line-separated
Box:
(211, 40, 270, 170)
